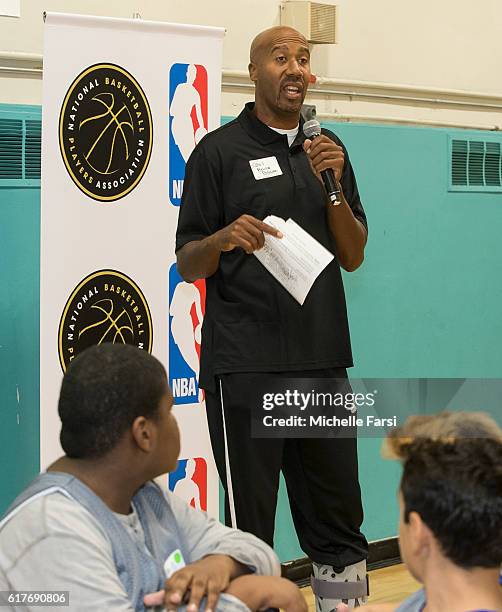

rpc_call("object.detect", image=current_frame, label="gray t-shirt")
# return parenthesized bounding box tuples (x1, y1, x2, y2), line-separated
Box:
(114, 504, 147, 552)
(0, 488, 280, 611)
(395, 589, 425, 612)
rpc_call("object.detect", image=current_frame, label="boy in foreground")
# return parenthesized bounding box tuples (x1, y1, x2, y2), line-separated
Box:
(0, 344, 307, 612)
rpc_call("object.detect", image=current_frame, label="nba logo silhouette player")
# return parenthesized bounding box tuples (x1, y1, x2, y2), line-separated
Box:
(168, 63, 208, 206)
(168, 458, 208, 511)
(168, 264, 205, 404)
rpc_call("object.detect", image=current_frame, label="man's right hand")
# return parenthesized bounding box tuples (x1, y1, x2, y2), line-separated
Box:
(176, 215, 283, 282)
(213, 215, 282, 254)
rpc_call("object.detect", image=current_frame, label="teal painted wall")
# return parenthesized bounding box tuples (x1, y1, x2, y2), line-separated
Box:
(270, 120, 502, 560)
(2, 106, 502, 563)
(0, 185, 40, 513)
(0, 103, 41, 515)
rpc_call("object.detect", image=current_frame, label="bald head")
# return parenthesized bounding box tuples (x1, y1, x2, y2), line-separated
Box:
(250, 26, 309, 65)
(248, 25, 311, 127)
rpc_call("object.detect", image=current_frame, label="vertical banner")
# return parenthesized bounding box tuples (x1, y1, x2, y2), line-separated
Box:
(41, 13, 224, 518)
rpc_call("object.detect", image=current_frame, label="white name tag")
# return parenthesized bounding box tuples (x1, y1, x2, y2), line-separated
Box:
(249, 156, 283, 180)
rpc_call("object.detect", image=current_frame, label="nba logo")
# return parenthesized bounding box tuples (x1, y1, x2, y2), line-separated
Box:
(168, 264, 206, 404)
(169, 63, 208, 206)
(169, 457, 208, 511)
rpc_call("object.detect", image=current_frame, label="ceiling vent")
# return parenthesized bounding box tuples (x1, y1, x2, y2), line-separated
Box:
(281, 1, 337, 44)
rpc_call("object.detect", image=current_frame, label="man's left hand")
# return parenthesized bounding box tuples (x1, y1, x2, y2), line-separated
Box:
(303, 135, 345, 184)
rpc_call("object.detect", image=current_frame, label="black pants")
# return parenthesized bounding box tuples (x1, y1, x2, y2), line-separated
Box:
(204, 369, 368, 568)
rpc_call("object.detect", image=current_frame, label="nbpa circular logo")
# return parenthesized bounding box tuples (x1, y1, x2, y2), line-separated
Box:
(59, 63, 153, 201)
(58, 270, 153, 372)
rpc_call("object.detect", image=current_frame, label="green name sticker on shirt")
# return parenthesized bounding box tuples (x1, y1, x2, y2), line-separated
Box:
(164, 548, 186, 578)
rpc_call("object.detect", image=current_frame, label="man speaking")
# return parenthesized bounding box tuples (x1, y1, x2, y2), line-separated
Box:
(176, 26, 369, 610)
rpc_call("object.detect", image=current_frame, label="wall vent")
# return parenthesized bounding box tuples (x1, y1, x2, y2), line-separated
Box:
(25, 120, 42, 180)
(449, 137, 502, 192)
(0, 115, 41, 183)
(281, 1, 337, 45)
(0, 118, 23, 179)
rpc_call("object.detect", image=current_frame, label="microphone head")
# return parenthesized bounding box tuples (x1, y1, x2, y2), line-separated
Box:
(303, 119, 321, 139)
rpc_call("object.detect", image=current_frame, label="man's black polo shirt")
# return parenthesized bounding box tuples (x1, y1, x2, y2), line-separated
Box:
(176, 103, 367, 392)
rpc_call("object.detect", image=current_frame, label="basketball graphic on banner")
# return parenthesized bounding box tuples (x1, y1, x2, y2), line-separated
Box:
(80, 92, 134, 175)
(59, 63, 153, 202)
(58, 269, 153, 372)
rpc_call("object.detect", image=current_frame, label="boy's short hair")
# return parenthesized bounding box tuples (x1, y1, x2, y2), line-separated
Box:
(386, 412, 502, 569)
(58, 344, 168, 459)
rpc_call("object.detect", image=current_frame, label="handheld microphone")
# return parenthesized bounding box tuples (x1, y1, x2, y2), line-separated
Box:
(303, 119, 341, 205)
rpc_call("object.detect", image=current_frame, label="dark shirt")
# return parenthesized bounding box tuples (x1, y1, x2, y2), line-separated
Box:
(176, 103, 367, 391)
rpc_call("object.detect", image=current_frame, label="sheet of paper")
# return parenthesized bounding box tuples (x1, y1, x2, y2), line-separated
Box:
(0, 0, 20, 17)
(254, 215, 334, 305)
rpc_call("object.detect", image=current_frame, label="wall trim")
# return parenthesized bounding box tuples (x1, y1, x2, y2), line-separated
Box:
(2, 52, 502, 112)
(0, 52, 42, 77)
(222, 70, 502, 110)
(315, 112, 501, 131)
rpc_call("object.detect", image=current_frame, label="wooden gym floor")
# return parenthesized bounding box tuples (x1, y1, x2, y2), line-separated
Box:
(301, 563, 421, 609)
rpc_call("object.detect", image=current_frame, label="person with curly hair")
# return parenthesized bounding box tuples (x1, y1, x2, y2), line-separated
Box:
(340, 412, 502, 612)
